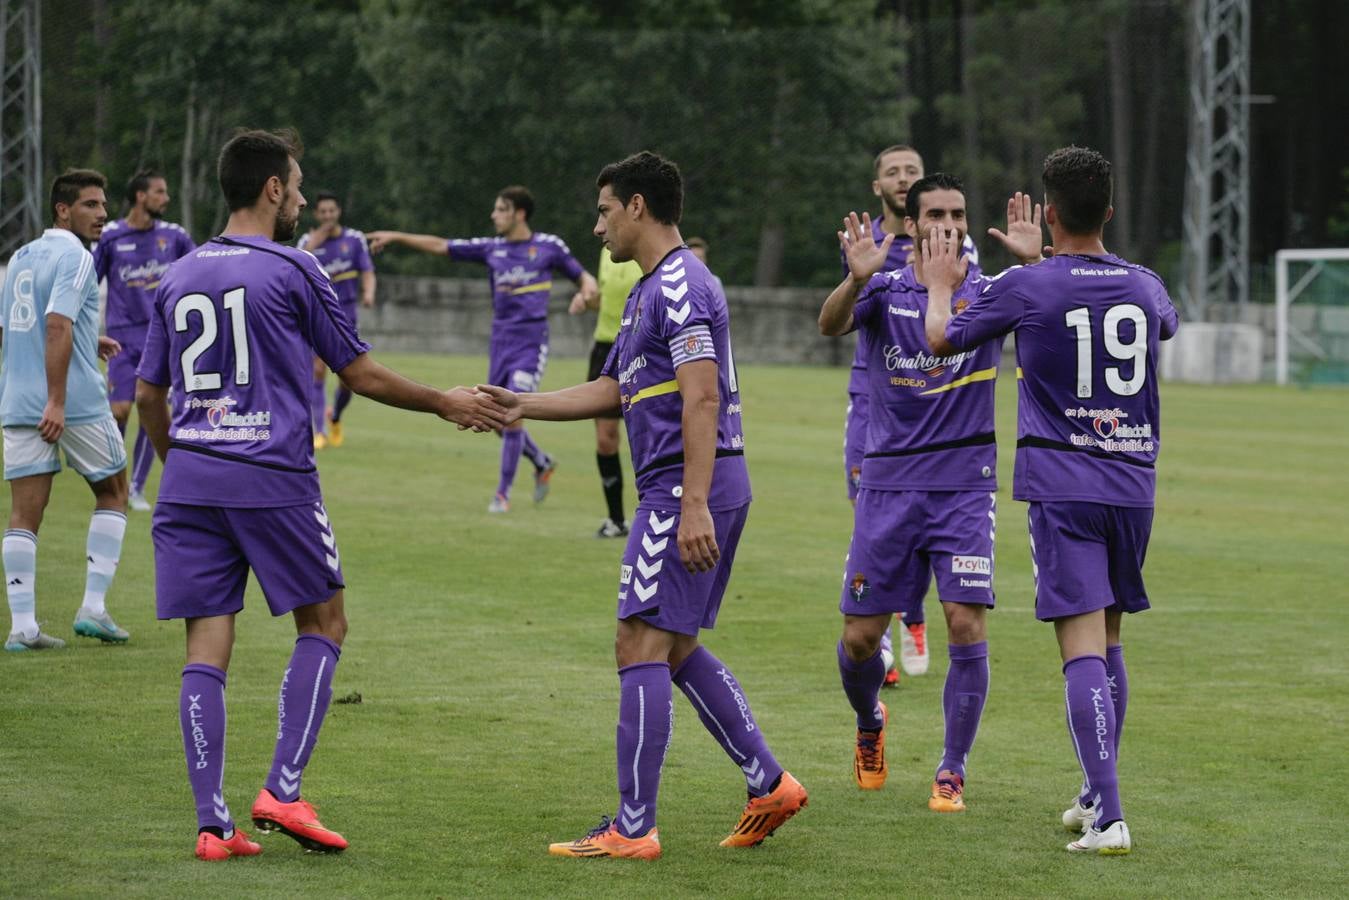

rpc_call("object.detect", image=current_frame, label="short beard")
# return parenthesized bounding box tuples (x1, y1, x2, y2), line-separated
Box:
(273, 211, 298, 242)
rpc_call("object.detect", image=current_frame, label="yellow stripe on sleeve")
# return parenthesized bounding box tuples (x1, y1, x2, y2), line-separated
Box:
(628, 379, 680, 406)
(510, 281, 553, 295)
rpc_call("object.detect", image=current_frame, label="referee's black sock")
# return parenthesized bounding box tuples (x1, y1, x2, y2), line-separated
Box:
(597, 452, 625, 525)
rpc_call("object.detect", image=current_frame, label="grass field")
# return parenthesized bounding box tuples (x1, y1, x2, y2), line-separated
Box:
(1, 353, 1346, 898)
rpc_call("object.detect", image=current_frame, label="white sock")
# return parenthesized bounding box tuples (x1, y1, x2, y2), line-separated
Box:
(4, 529, 38, 637)
(82, 510, 127, 616)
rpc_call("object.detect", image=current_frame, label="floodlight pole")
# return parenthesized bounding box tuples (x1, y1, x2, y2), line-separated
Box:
(1179, 0, 1250, 321)
(0, 0, 43, 259)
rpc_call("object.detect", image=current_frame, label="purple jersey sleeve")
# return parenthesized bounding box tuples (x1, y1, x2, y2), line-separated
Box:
(93, 235, 111, 282)
(177, 228, 197, 257)
(291, 255, 370, 372)
(137, 290, 172, 386)
(944, 268, 1028, 350)
(849, 273, 891, 332)
(446, 237, 493, 263)
(549, 239, 585, 282)
(353, 232, 373, 273)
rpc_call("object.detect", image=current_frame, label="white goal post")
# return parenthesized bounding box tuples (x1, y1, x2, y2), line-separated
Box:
(1275, 248, 1349, 385)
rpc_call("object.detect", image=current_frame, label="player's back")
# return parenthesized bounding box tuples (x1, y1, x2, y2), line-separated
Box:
(1004, 253, 1179, 506)
(141, 235, 369, 507)
(0, 230, 105, 426)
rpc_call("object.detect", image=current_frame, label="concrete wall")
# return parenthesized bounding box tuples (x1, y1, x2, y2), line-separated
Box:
(361, 274, 858, 365)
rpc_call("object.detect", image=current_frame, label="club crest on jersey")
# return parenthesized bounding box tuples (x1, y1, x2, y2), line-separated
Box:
(1093, 416, 1119, 438)
(684, 334, 704, 354)
(342, 242, 350, 254)
(528, 245, 539, 260)
(849, 573, 870, 602)
(954, 298, 970, 314)
(156, 237, 168, 253)
(849, 466, 861, 490)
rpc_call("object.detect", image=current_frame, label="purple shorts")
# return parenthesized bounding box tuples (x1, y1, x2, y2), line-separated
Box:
(106, 334, 145, 404)
(1027, 501, 1153, 621)
(617, 504, 750, 636)
(839, 489, 997, 618)
(488, 337, 548, 393)
(152, 501, 345, 620)
(843, 391, 868, 501)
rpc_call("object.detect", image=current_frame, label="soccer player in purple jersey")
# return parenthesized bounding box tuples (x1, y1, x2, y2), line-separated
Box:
(134, 129, 505, 862)
(821, 174, 1042, 811)
(369, 187, 599, 512)
(836, 145, 982, 684)
(474, 152, 806, 860)
(297, 191, 375, 449)
(925, 147, 1180, 855)
(93, 169, 195, 511)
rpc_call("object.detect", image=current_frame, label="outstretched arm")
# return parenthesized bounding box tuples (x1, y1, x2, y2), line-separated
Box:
(820, 211, 895, 336)
(338, 353, 506, 431)
(366, 231, 450, 256)
(476, 377, 621, 425)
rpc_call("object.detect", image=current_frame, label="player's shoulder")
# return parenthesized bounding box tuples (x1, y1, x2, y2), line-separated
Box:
(47, 229, 94, 266)
(97, 219, 126, 242)
(862, 266, 916, 297)
(1105, 255, 1168, 291)
(533, 232, 572, 252)
(155, 220, 191, 237)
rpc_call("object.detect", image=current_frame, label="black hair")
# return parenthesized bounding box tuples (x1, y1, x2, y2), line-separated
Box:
(50, 168, 107, 220)
(217, 128, 303, 212)
(596, 151, 683, 225)
(125, 169, 163, 206)
(1042, 146, 1113, 235)
(497, 185, 534, 220)
(904, 172, 964, 220)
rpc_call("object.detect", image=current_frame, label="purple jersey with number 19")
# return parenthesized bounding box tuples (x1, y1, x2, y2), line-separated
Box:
(137, 235, 371, 508)
(944, 253, 1179, 507)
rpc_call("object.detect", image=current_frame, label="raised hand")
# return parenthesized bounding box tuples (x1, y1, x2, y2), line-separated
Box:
(838, 211, 896, 283)
(922, 225, 966, 290)
(987, 192, 1045, 264)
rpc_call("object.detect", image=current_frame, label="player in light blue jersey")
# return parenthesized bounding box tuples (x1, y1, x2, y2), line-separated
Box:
(0, 169, 131, 650)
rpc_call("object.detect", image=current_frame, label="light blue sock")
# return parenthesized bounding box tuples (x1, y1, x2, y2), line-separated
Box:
(83, 510, 127, 616)
(4, 529, 38, 636)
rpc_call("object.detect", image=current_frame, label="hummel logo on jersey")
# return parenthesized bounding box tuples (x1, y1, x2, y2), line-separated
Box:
(888, 304, 920, 318)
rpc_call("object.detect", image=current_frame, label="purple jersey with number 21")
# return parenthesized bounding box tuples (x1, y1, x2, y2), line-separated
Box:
(944, 253, 1179, 507)
(138, 235, 370, 507)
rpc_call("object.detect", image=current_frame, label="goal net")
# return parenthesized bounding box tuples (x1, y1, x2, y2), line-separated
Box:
(1276, 249, 1349, 385)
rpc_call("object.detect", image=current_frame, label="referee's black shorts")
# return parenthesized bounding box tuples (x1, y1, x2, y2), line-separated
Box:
(588, 340, 622, 418)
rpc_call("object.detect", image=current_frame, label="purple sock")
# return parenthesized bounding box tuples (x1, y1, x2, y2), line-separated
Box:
(1064, 654, 1123, 827)
(615, 662, 672, 838)
(497, 430, 525, 498)
(311, 377, 328, 435)
(938, 641, 989, 777)
(672, 646, 784, 798)
(332, 385, 353, 423)
(1081, 644, 1129, 804)
(264, 634, 340, 803)
(181, 664, 232, 833)
(520, 429, 547, 469)
(130, 428, 154, 494)
(837, 641, 885, 731)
